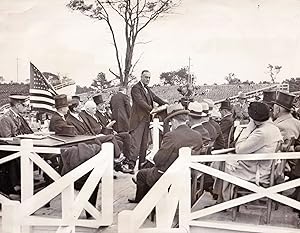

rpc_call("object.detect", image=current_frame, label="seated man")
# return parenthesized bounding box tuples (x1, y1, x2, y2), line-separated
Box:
(222, 102, 283, 201)
(219, 100, 234, 148)
(128, 103, 204, 203)
(0, 95, 33, 196)
(79, 100, 132, 173)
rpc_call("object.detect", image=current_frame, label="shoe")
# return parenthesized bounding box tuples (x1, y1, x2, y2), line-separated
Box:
(114, 153, 126, 163)
(120, 164, 134, 174)
(132, 177, 137, 184)
(128, 198, 139, 203)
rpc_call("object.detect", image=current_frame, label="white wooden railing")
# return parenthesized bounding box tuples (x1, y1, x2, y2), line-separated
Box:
(0, 140, 114, 233)
(118, 119, 300, 233)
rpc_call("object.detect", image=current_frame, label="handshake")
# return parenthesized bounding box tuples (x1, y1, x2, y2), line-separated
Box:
(150, 104, 169, 115)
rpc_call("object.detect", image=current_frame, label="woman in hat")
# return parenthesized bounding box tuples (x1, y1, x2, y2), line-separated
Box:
(222, 102, 283, 201)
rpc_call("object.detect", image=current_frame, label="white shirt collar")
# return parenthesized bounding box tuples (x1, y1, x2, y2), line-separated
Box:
(191, 122, 203, 129)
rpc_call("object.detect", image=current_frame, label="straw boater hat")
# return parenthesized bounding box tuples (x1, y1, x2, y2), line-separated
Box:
(54, 94, 68, 109)
(248, 102, 270, 122)
(93, 94, 104, 105)
(201, 102, 210, 115)
(164, 103, 189, 121)
(273, 91, 296, 111)
(188, 101, 207, 117)
(203, 99, 214, 111)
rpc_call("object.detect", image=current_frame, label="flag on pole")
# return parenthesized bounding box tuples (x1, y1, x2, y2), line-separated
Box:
(30, 62, 57, 111)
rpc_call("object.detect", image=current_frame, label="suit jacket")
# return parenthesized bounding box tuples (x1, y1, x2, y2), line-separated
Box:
(210, 119, 225, 149)
(220, 114, 234, 148)
(0, 109, 33, 137)
(274, 113, 300, 141)
(49, 112, 70, 135)
(191, 124, 210, 145)
(66, 113, 93, 135)
(129, 81, 167, 131)
(202, 121, 217, 144)
(79, 111, 102, 135)
(153, 124, 203, 172)
(110, 91, 131, 132)
(95, 110, 110, 127)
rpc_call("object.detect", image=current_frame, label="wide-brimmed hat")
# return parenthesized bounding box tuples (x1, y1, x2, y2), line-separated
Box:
(188, 101, 207, 117)
(273, 91, 296, 111)
(56, 125, 76, 137)
(93, 94, 104, 105)
(203, 98, 214, 110)
(262, 90, 277, 105)
(248, 101, 270, 122)
(54, 94, 68, 109)
(164, 103, 189, 121)
(238, 92, 247, 99)
(201, 102, 210, 115)
(219, 100, 232, 111)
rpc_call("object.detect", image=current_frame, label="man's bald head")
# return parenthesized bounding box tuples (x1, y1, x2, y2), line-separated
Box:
(84, 100, 97, 115)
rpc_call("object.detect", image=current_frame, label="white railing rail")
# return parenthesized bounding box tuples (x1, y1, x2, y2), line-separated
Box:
(118, 118, 300, 233)
(0, 140, 113, 233)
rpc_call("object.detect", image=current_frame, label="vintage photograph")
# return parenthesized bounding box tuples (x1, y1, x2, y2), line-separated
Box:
(0, 0, 300, 232)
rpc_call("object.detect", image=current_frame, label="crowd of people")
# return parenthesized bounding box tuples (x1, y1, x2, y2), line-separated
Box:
(0, 69, 300, 220)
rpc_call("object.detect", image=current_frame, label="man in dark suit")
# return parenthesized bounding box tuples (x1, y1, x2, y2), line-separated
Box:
(128, 103, 203, 203)
(110, 86, 131, 133)
(219, 100, 234, 148)
(127, 70, 167, 170)
(0, 95, 33, 196)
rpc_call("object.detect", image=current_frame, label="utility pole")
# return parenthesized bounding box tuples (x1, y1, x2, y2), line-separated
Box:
(16, 57, 19, 82)
(188, 56, 191, 85)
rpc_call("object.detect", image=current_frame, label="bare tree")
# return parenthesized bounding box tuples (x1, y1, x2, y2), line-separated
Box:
(67, 0, 180, 87)
(266, 64, 282, 83)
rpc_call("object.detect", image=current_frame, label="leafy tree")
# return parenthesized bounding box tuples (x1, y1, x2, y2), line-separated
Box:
(76, 85, 94, 94)
(224, 73, 241, 84)
(266, 64, 282, 83)
(282, 77, 300, 92)
(159, 67, 195, 86)
(67, 0, 180, 87)
(91, 72, 111, 90)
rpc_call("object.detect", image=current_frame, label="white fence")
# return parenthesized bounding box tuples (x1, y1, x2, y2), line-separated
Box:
(118, 119, 300, 233)
(0, 140, 114, 233)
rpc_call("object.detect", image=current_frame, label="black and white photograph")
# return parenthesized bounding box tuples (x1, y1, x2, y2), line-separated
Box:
(0, 0, 300, 232)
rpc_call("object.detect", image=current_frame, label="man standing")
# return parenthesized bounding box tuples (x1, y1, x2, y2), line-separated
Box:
(232, 92, 249, 124)
(110, 86, 131, 133)
(127, 70, 167, 170)
(219, 100, 234, 148)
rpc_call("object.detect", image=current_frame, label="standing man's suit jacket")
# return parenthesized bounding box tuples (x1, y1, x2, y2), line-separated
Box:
(110, 91, 131, 132)
(129, 81, 166, 131)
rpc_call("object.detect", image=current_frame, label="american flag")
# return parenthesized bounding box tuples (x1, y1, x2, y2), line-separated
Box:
(30, 62, 57, 111)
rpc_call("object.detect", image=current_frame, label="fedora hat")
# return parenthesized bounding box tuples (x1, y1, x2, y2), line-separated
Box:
(248, 101, 270, 122)
(93, 94, 104, 105)
(56, 125, 76, 137)
(188, 101, 207, 117)
(219, 100, 232, 111)
(164, 103, 189, 121)
(238, 92, 247, 99)
(262, 91, 277, 104)
(201, 102, 210, 114)
(274, 91, 296, 110)
(54, 94, 68, 109)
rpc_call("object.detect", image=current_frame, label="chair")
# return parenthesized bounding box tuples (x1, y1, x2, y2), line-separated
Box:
(191, 145, 212, 206)
(231, 141, 282, 224)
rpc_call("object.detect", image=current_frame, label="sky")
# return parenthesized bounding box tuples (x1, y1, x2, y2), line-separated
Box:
(1, 0, 300, 86)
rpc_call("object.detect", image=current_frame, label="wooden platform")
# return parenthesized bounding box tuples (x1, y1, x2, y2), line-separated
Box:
(1, 172, 299, 233)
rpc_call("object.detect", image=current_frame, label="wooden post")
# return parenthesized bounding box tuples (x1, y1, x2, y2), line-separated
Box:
(20, 139, 34, 233)
(152, 118, 160, 153)
(178, 147, 191, 233)
(118, 210, 135, 233)
(2, 201, 21, 233)
(101, 142, 114, 225)
(62, 183, 75, 232)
